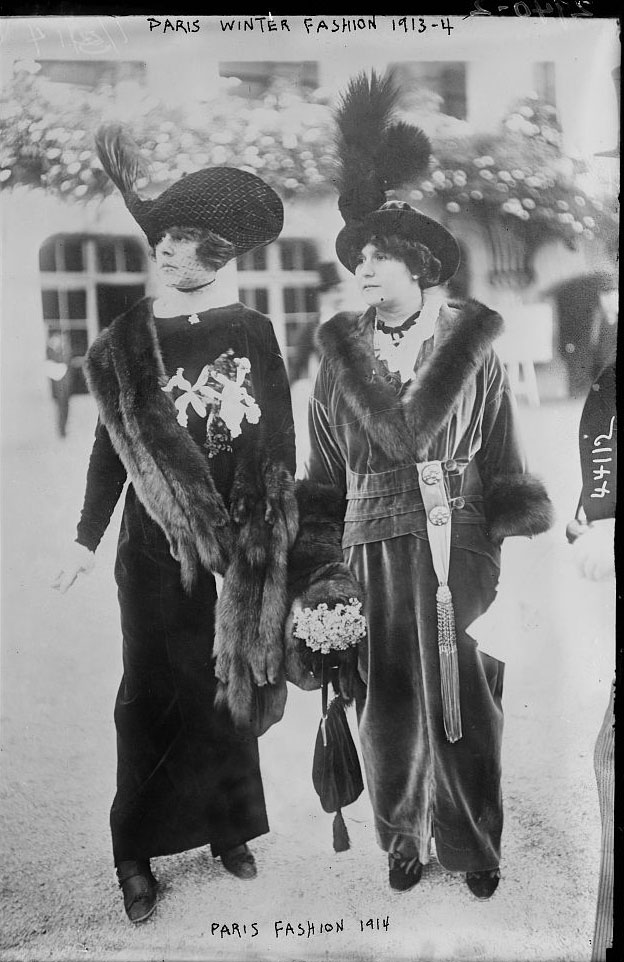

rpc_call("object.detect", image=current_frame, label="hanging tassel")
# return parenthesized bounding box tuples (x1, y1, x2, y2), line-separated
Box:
(436, 584, 462, 743)
(332, 809, 351, 852)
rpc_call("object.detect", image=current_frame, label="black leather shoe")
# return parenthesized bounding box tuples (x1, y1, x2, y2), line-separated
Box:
(466, 868, 500, 900)
(116, 859, 158, 923)
(220, 844, 257, 880)
(388, 853, 423, 892)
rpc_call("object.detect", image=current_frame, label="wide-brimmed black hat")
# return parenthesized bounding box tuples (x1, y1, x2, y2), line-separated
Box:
(95, 125, 283, 257)
(333, 70, 460, 289)
(335, 200, 461, 287)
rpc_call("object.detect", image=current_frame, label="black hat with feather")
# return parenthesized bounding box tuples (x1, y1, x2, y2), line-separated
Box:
(333, 70, 460, 288)
(94, 125, 284, 257)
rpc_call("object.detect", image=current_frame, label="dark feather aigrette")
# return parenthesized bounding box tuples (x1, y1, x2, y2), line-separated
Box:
(334, 70, 398, 193)
(334, 69, 432, 223)
(379, 122, 431, 191)
(94, 124, 147, 197)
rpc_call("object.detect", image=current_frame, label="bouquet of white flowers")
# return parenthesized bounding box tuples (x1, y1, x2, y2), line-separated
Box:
(292, 597, 367, 656)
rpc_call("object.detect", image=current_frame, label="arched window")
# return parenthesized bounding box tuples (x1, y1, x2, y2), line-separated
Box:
(237, 238, 320, 378)
(39, 233, 148, 391)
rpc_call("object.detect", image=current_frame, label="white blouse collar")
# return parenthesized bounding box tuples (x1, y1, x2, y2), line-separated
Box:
(374, 292, 446, 382)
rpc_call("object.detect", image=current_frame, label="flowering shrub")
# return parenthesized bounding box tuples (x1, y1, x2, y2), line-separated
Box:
(0, 63, 336, 203)
(292, 598, 367, 656)
(402, 92, 618, 250)
(1, 64, 617, 255)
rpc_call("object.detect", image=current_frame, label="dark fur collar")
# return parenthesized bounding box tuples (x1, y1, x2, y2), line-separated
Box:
(317, 299, 503, 461)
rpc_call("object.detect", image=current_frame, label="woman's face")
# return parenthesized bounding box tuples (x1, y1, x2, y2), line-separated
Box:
(354, 243, 419, 309)
(154, 232, 217, 290)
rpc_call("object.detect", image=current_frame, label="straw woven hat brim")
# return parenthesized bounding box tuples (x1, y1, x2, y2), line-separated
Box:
(335, 206, 461, 288)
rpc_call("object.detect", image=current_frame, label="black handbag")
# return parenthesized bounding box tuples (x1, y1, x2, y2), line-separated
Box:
(312, 661, 364, 851)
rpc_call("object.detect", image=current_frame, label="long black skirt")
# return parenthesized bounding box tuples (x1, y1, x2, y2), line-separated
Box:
(110, 492, 269, 865)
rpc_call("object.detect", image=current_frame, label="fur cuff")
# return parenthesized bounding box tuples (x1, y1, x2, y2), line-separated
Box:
(287, 480, 348, 592)
(484, 474, 554, 543)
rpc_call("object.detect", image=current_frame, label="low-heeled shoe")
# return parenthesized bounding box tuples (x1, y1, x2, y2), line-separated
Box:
(388, 853, 423, 892)
(116, 859, 158, 923)
(221, 844, 257, 880)
(465, 868, 500, 900)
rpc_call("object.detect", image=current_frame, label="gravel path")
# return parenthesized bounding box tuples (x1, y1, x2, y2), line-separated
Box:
(0, 394, 613, 962)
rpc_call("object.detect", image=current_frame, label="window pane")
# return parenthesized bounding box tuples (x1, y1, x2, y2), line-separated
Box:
(304, 287, 319, 313)
(41, 290, 60, 320)
(69, 329, 89, 357)
(39, 242, 57, 272)
(237, 247, 267, 271)
(391, 61, 467, 121)
(281, 243, 296, 272)
(301, 242, 318, 271)
(37, 59, 145, 89)
(534, 62, 556, 107)
(123, 239, 145, 273)
(97, 239, 117, 273)
(252, 247, 267, 270)
(237, 252, 255, 271)
(255, 289, 269, 314)
(283, 287, 298, 314)
(239, 288, 269, 315)
(219, 61, 319, 97)
(280, 240, 318, 272)
(67, 289, 87, 319)
(61, 238, 84, 272)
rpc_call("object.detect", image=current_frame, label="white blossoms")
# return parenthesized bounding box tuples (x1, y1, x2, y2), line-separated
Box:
(292, 598, 367, 655)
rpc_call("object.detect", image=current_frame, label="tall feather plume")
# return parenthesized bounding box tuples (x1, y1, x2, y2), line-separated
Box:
(94, 123, 147, 197)
(334, 69, 432, 223)
(379, 121, 431, 190)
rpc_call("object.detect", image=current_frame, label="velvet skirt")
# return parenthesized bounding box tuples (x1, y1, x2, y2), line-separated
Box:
(109, 489, 269, 865)
(346, 528, 504, 873)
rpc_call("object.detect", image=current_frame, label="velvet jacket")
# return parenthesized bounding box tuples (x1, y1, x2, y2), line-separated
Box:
(308, 299, 554, 549)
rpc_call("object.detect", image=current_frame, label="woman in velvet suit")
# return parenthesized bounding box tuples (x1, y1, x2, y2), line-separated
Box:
(306, 71, 554, 898)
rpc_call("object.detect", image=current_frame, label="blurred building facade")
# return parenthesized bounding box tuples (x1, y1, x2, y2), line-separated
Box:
(0, 18, 619, 446)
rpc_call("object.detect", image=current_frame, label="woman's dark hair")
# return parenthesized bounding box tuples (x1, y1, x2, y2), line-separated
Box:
(151, 226, 236, 270)
(348, 232, 441, 288)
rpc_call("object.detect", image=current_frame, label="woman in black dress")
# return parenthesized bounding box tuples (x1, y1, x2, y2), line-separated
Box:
(53, 126, 297, 923)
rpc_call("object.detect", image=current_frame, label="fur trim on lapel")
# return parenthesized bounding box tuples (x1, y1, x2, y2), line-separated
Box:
(484, 473, 554, 543)
(85, 299, 232, 589)
(317, 299, 503, 461)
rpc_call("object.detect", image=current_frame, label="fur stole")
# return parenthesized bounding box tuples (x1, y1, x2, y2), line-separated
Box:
(317, 298, 553, 540)
(84, 298, 299, 734)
